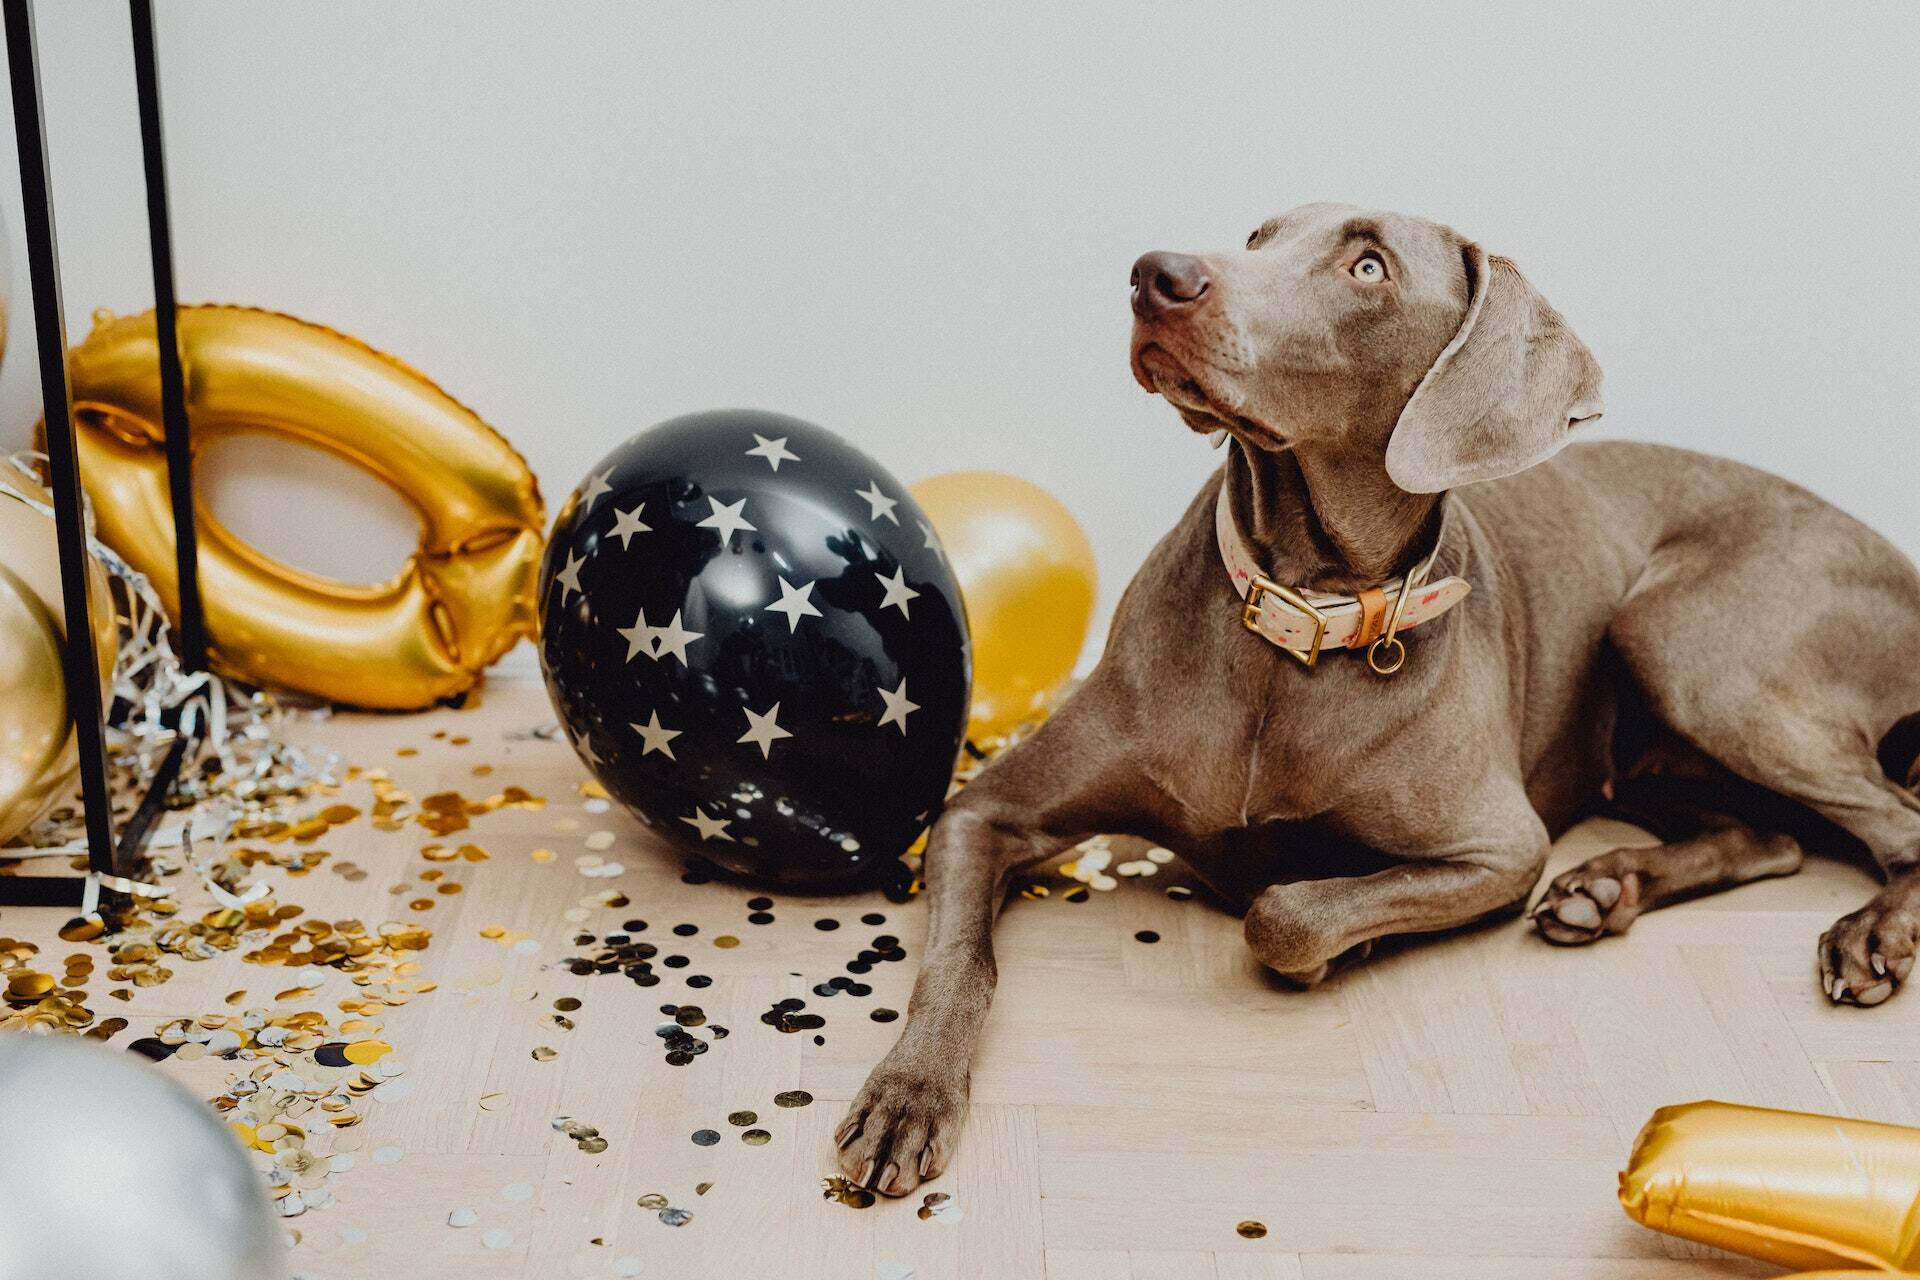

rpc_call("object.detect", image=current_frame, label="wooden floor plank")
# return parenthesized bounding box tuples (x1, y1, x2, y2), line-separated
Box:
(1, 673, 1914, 1280)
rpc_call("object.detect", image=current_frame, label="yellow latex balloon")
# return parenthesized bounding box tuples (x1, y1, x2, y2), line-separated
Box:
(910, 471, 1095, 741)
(61, 306, 544, 710)
(0, 476, 116, 845)
(1621, 1100, 1920, 1272)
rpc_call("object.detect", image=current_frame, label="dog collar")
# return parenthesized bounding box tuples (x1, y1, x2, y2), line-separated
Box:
(1215, 481, 1471, 674)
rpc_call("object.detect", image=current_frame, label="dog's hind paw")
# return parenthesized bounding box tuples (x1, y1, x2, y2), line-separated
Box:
(1531, 866, 1642, 945)
(1819, 878, 1920, 1007)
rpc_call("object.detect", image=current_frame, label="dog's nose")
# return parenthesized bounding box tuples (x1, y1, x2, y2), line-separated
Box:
(1131, 251, 1211, 319)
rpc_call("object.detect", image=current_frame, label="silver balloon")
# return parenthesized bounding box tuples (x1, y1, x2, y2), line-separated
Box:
(0, 1033, 285, 1280)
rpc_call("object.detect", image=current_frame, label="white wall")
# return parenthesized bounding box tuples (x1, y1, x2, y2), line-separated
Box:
(3, 1, 1917, 671)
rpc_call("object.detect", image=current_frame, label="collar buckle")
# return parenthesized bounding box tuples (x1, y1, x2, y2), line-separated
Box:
(1243, 576, 1330, 668)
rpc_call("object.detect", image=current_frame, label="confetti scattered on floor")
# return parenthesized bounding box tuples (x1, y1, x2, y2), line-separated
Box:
(0, 684, 1208, 1274)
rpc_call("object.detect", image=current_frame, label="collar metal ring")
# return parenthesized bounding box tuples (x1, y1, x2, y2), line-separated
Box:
(1366, 634, 1407, 676)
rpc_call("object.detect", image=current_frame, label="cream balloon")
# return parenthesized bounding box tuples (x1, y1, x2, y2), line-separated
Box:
(0, 565, 69, 846)
(0, 476, 115, 845)
(0, 1034, 285, 1280)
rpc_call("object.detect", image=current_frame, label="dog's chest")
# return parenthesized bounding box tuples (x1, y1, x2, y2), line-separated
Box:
(1127, 628, 1369, 831)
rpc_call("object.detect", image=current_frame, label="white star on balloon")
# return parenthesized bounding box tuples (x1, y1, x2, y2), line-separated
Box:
(579, 734, 606, 767)
(763, 576, 823, 632)
(680, 807, 735, 842)
(737, 701, 793, 758)
(608, 504, 651, 550)
(745, 433, 800, 471)
(916, 519, 943, 559)
(552, 548, 586, 604)
(578, 467, 615, 513)
(646, 610, 703, 666)
(697, 495, 757, 543)
(631, 710, 681, 759)
(616, 608, 657, 662)
(877, 677, 920, 735)
(855, 480, 900, 525)
(875, 566, 921, 618)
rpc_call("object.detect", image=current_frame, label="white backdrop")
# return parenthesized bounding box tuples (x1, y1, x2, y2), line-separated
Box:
(3, 1, 1917, 671)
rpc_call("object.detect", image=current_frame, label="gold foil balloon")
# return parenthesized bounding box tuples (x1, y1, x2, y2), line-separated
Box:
(60, 305, 543, 710)
(1621, 1100, 1920, 1271)
(0, 1034, 284, 1280)
(0, 475, 116, 846)
(910, 471, 1095, 739)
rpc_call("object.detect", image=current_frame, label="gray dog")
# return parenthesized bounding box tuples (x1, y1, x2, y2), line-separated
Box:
(834, 202, 1920, 1198)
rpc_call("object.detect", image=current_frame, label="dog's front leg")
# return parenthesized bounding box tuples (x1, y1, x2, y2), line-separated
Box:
(1245, 793, 1549, 985)
(834, 682, 1161, 1197)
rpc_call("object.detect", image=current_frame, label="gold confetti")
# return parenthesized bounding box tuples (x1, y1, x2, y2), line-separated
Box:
(1237, 1221, 1268, 1239)
(58, 915, 106, 942)
(8, 972, 57, 1000)
(343, 1040, 392, 1065)
(531, 1046, 557, 1062)
(821, 1176, 875, 1209)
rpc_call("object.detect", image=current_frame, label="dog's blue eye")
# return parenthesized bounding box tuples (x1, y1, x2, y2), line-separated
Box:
(1350, 252, 1387, 282)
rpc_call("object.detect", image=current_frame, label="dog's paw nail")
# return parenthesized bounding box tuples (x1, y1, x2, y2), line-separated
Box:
(835, 1120, 860, 1149)
(1873, 952, 1888, 976)
(880, 1162, 901, 1193)
(919, 1147, 934, 1177)
(1829, 974, 1849, 1003)
(1587, 877, 1622, 909)
(1856, 980, 1895, 1006)
(858, 1159, 876, 1188)
(1553, 897, 1602, 930)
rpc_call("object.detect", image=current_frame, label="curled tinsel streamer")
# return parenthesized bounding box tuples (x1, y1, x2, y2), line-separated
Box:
(0, 451, 336, 891)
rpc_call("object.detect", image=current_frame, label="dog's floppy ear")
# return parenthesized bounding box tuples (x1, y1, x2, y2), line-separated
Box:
(1385, 241, 1603, 493)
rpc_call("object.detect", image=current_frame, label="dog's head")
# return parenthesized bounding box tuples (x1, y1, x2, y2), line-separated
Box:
(1129, 202, 1603, 492)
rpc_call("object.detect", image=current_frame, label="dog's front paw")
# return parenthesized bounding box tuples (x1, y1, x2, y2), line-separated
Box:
(1819, 886, 1920, 1007)
(835, 1054, 969, 1198)
(1532, 863, 1642, 945)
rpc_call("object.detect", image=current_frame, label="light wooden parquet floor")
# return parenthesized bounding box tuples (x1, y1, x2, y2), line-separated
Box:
(5, 672, 1913, 1280)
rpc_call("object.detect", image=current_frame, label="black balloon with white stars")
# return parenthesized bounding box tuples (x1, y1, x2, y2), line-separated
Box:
(538, 409, 972, 889)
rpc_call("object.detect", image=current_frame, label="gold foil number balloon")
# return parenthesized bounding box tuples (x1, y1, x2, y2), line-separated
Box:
(62, 306, 543, 709)
(1621, 1100, 1920, 1272)
(910, 471, 1095, 740)
(0, 475, 116, 845)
